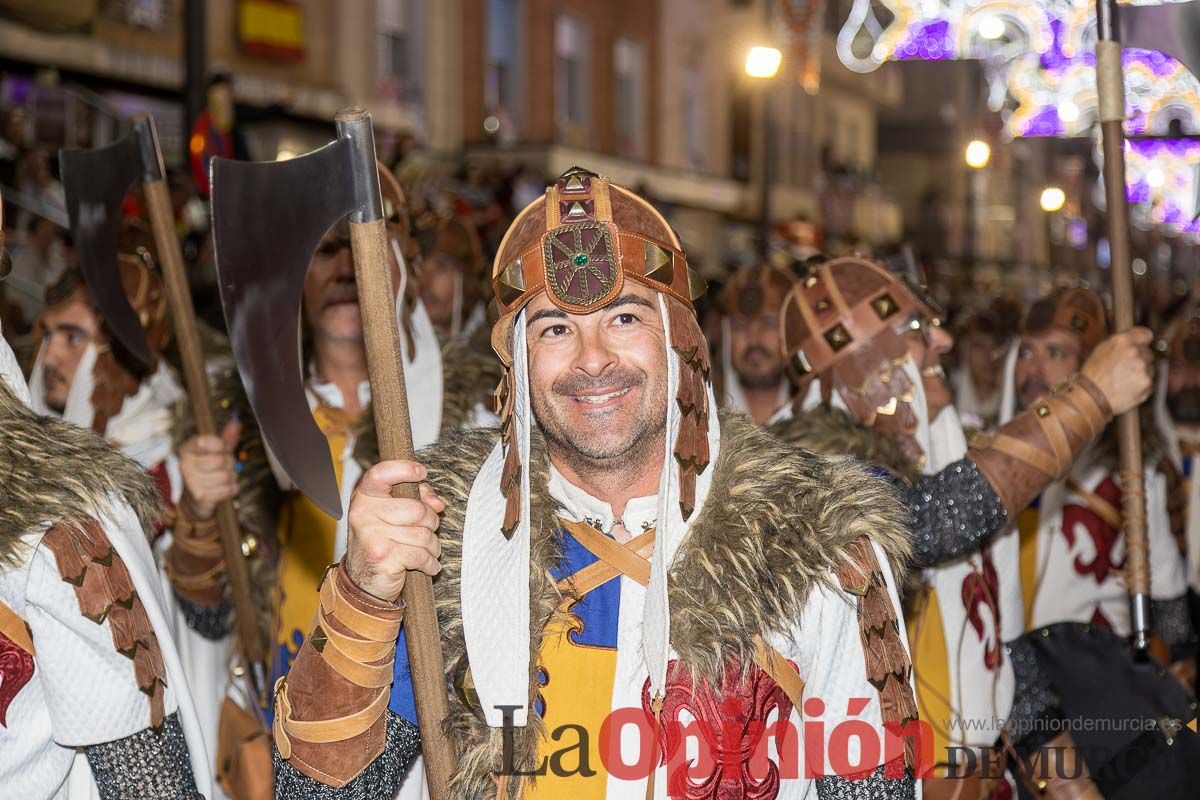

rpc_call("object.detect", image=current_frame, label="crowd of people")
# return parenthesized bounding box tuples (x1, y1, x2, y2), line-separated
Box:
(1, 116, 1198, 800)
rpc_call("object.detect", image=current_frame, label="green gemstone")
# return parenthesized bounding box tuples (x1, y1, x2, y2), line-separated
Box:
(573, 253, 588, 266)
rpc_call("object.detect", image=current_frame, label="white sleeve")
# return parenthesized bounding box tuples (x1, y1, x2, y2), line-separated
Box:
(1146, 468, 1187, 600)
(24, 539, 178, 748)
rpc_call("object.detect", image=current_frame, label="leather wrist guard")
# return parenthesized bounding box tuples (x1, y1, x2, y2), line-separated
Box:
(274, 561, 404, 788)
(968, 374, 1112, 517)
(164, 497, 226, 606)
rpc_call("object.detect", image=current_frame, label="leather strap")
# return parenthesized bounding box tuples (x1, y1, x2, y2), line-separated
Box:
(0, 599, 34, 655)
(1065, 479, 1123, 529)
(556, 530, 656, 596)
(554, 517, 806, 709)
(274, 678, 392, 757)
(319, 567, 404, 643)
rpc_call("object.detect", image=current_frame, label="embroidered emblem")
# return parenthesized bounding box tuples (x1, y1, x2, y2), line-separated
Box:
(961, 550, 1002, 671)
(542, 222, 619, 309)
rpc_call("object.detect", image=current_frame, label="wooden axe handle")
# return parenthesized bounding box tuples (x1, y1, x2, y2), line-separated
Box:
(349, 217, 454, 798)
(143, 178, 267, 669)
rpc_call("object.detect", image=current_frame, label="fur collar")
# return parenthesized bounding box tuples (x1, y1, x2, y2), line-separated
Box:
(771, 405, 921, 484)
(423, 409, 912, 798)
(0, 378, 161, 565)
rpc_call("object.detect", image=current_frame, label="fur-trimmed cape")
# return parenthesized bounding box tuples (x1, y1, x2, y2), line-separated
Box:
(0, 377, 161, 566)
(421, 409, 912, 798)
(772, 404, 921, 484)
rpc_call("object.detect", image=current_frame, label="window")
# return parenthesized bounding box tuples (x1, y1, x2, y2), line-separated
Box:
(555, 14, 591, 145)
(378, 0, 424, 105)
(486, 0, 522, 138)
(614, 38, 647, 159)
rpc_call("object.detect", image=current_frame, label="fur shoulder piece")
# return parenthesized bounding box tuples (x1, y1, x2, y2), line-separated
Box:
(419, 414, 914, 798)
(0, 379, 161, 566)
(771, 405, 920, 483)
(671, 411, 913, 681)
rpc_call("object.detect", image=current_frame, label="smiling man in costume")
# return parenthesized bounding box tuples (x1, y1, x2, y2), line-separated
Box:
(270, 169, 921, 799)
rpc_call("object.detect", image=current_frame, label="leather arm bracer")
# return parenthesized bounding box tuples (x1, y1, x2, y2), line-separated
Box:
(967, 375, 1112, 517)
(274, 562, 404, 788)
(164, 498, 227, 607)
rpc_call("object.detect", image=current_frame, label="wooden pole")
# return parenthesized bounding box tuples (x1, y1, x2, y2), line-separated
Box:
(339, 107, 454, 798)
(1095, 0, 1151, 651)
(137, 115, 268, 679)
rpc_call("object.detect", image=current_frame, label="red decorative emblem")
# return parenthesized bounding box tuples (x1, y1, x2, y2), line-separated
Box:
(641, 659, 796, 799)
(1062, 476, 1123, 584)
(0, 631, 35, 727)
(542, 222, 620, 308)
(961, 550, 1003, 670)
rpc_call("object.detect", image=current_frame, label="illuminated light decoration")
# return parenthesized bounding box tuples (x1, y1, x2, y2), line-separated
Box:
(837, 0, 1200, 139)
(1094, 137, 1200, 243)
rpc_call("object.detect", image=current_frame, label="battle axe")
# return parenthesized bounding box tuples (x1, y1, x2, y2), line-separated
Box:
(59, 115, 267, 686)
(210, 108, 454, 796)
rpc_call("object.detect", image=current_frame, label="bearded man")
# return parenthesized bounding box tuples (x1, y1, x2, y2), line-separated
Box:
(773, 261, 1158, 798)
(1000, 290, 1193, 666)
(174, 167, 498, 797)
(270, 169, 920, 799)
(717, 263, 798, 425)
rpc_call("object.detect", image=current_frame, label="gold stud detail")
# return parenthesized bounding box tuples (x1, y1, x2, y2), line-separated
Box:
(564, 201, 588, 220)
(1037, 405, 1050, 417)
(687, 267, 708, 301)
(815, 298, 830, 312)
(804, 275, 818, 288)
(871, 293, 898, 320)
(564, 174, 586, 192)
(824, 323, 852, 351)
(876, 397, 898, 416)
(310, 626, 328, 653)
(643, 241, 674, 284)
(497, 257, 526, 306)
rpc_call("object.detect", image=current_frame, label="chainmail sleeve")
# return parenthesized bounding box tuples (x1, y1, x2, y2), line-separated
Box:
(895, 458, 1009, 568)
(172, 593, 233, 640)
(84, 712, 202, 800)
(816, 762, 916, 799)
(273, 711, 420, 799)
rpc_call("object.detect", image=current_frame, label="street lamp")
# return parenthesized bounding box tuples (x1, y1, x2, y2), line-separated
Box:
(1040, 186, 1066, 212)
(965, 139, 991, 169)
(746, 45, 782, 259)
(746, 46, 783, 79)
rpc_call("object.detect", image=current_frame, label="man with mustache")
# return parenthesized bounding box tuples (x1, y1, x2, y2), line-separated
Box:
(717, 264, 798, 425)
(773, 264, 1160, 798)
(174, 168, 499, 797)
(271, 169, 920, 798)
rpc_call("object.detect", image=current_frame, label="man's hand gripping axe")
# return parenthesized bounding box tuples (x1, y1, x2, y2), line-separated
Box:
(59, 115, 268, 690)
(210, 108, 455, 797)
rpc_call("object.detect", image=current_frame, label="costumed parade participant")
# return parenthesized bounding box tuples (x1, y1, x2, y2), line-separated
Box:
(773, 259, 1160, 798)
(270, 168, 921, 798)
(950, 303, 1014, 430)
(414, 211, 490, 341)
(176, 165, 497, 797)
(1155, 301, 1200, 680)
(30, 252, 181, 503)
(0, 202, 211, 798)
(999, 289, 1193, 663)
(716, 263, 798, 425)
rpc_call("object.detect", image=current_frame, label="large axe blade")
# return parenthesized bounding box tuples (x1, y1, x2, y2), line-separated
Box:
(59, 120, 157, 369)
(211, 108, 455, 797)
(62, 114, 269, 684)
(212, 140, 356, 517)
